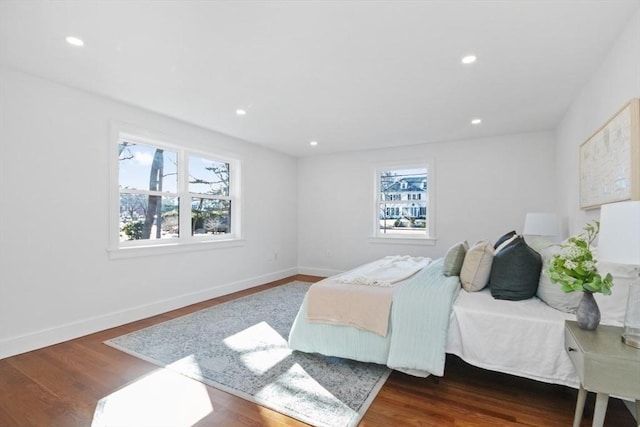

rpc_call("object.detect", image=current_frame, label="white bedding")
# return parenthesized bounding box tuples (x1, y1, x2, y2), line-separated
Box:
(445, 288, 580, 387)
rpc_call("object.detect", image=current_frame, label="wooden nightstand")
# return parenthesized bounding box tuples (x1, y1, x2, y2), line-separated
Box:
(565, 320, 640, 427)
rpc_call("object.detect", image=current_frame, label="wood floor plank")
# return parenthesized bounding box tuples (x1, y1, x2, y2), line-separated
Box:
(0, 274, 636, 426)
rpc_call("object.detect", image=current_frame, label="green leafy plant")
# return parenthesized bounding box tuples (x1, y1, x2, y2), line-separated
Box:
(122, 221, 144, 240)
(547, 221, 613, 295)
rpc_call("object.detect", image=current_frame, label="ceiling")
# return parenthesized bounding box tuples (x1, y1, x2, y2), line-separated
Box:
(1, 1, 639, 157)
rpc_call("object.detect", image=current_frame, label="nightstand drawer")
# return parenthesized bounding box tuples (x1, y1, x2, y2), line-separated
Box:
(565, 325, 584, 377)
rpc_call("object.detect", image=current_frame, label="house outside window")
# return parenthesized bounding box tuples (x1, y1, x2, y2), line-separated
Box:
(110, 126, 241, 257)
(374, 165, 433, 240)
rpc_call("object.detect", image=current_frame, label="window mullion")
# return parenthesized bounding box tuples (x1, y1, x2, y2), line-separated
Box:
(120, 188, 176, 197)
(179, 150, 191, 241)
(190, 194, 231, 201)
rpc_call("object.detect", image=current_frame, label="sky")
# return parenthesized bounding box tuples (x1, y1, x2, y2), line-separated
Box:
(119, 142, 228, 195)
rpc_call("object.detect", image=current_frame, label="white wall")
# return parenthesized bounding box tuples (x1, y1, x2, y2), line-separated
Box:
(0, 67, 298, 358)
(554, 20, 640, 416)
(556, 7, 640, 234)
(298, 131, 557, 275)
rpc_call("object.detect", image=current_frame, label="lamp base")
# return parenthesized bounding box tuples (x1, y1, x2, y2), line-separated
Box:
(621, 270, 640, 349)
(622, 333, 640, 348)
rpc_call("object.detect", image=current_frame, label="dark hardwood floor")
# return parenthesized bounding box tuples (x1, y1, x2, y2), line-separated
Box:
(0, 276, 635, 426)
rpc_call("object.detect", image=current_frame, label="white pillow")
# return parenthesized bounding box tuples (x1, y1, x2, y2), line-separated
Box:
(460, 240, 494, 292)
(536, 245, 582, 313)
(536, 246, 633, 322)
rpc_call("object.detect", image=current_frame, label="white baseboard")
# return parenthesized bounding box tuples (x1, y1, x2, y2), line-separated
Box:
(297, 266, 343, 277)
(0, 267, 297, 360)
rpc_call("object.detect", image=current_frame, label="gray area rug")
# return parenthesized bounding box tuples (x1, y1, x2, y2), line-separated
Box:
(104, 282, 391, 427)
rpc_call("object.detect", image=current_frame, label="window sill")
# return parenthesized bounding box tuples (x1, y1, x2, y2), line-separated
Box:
(108, 238, 246, 260)
(368, 236, 437, 246)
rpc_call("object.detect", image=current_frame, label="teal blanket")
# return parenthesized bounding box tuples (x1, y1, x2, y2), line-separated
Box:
(387, 258, 461, 376)
(288, 258, 460, 376)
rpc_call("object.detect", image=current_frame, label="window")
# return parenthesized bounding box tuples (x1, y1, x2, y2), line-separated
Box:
(374, 165, 433, 241)
(118, 142, 179, 242)
(188, 156, 231, 236)
(111, 127, 241, 255)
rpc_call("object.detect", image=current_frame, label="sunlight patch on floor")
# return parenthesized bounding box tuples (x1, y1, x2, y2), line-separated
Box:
(92, 365, 213, 427)
(255, 362, 354, 418)
(223, 321, 292, 375)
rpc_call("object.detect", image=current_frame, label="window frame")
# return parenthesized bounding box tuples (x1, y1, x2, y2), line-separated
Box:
(186, 149, 235, 240)
(370, 161, 436, 246)
(109, 123, 243, 259)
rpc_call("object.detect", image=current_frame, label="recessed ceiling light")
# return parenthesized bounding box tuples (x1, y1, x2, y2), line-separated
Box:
(471, 118, 482, 125)
(461, 55, 477, 64)
(235, 109, 247, 116)
(309, 141, 318, 146)
(65, 36, 84, 47)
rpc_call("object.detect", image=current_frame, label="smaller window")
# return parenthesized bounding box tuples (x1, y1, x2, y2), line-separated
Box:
(375, 166, 430, 239)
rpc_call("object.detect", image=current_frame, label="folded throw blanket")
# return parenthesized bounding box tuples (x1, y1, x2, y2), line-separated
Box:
(336, 255, 430, 287)
(306, 256, 431, 336)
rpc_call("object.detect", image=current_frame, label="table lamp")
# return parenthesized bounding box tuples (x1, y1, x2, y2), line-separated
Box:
(598, 201, 640, 348)
(522, 213, 560, 252)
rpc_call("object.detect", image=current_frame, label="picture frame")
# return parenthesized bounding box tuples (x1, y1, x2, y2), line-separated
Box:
(579, 98, 640, 210)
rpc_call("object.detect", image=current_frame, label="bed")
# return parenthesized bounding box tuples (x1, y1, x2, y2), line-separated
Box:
(288, 255, 629, 388)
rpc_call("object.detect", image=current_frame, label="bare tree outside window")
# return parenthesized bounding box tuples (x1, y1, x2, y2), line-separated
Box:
(118, 141, 178, 242)
(118, 141, 234, 242)
(189, 156, 231, 236)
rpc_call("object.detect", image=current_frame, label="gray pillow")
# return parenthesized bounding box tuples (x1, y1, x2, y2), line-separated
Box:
(489, 236, 542, 301)
(443, 241, 469, 276)
(536, 245, 582, 313)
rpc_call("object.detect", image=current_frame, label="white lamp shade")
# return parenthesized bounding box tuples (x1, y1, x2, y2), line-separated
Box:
(522, 213, 559, 237)
(598, 201, 640, 266)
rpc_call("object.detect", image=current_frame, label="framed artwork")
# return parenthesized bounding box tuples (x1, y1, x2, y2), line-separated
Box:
(580, 98, 640, 210)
